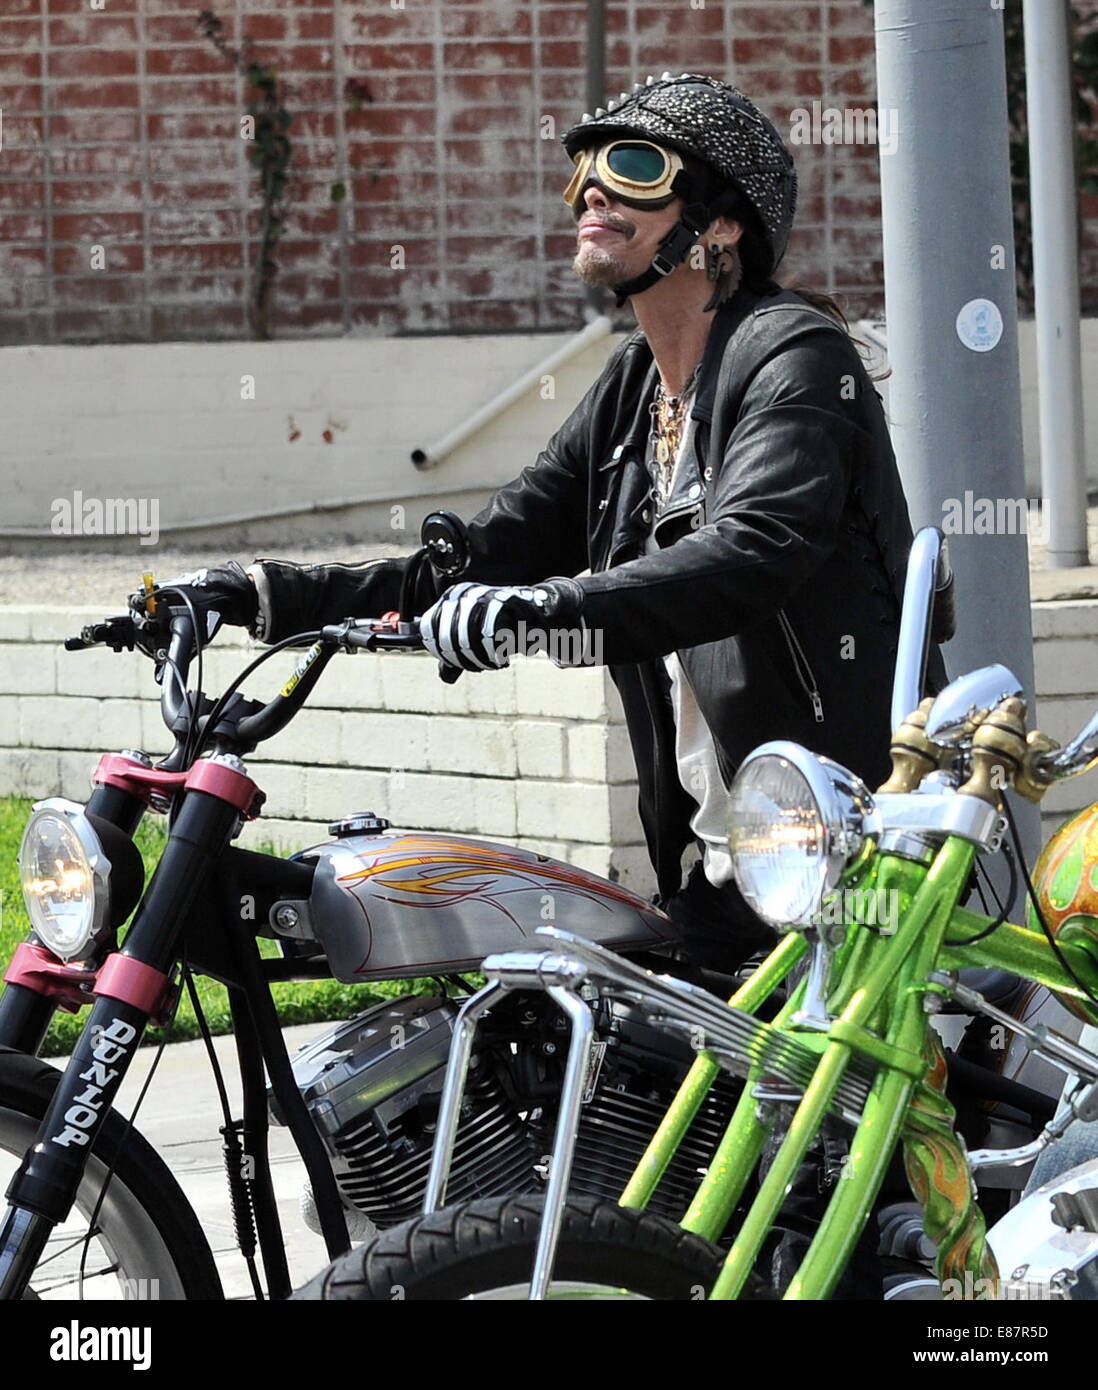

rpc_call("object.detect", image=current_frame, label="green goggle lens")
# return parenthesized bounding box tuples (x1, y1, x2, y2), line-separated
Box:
(604, 143, 670, 185)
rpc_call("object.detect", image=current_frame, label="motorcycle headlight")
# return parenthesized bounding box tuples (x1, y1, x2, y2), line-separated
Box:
(728, 742, 874, 931)
(19, 800, 115, 961)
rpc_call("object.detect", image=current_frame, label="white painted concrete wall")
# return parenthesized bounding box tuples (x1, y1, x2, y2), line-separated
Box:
(0, 332, 622, 547)
(0, 320, 1093, 549)
(0, 599, 1094, 899)
(1032, 599, 1098, 839)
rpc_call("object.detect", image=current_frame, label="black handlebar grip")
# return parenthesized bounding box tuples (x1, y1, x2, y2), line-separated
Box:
(931, 573, 957, 645)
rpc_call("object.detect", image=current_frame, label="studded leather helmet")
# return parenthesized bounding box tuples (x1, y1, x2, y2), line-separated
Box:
(562, 73, 798, 301)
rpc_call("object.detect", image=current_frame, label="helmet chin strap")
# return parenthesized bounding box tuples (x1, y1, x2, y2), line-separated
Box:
(610, 201, 712, 308)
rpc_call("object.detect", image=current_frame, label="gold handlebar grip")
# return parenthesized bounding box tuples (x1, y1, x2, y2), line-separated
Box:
(1014, 730, 1064, 804)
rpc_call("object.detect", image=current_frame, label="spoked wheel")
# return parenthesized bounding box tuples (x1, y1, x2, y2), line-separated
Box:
(0, 1049, 221, 1301)
(293, 1194, 732, 1301)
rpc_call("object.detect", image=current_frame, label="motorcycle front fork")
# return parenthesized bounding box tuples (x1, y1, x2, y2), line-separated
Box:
(0, 785, 241, 1300)
(0, 994, 151, 1299)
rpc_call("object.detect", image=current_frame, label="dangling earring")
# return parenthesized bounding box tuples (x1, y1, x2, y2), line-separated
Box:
(705, 243, 734, 282)
(703, 245, 742, 311)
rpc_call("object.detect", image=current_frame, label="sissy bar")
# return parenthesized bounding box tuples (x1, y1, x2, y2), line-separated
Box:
(422, 927, 873, 1299)
(422, 940, 595, 1301)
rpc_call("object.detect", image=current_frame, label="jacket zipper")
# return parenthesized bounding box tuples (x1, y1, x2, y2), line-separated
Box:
(777, 610, 825, 723)
(253, 556, 387, 570)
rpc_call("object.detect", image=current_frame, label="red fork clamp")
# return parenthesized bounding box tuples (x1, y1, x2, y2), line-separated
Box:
(4, 942, 176, 1025)
(93, 752, 264, 819)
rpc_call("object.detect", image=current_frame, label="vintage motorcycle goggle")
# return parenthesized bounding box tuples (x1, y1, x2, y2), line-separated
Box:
(563, 140, 686, 211)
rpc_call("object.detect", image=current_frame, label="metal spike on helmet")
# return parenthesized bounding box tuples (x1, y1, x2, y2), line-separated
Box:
(645, 74, 656, 85)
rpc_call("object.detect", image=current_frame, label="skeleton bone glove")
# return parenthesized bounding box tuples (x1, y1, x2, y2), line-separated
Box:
(419, 578, 585, 673)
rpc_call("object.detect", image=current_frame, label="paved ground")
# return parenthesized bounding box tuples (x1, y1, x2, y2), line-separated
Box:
(69, 1022, 338, 1300)
(0, 539, 412, 608)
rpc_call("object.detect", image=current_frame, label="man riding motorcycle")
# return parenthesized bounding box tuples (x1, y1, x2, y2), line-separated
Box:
(169, 76, 932, 1294)
(176, 74, 926, 979)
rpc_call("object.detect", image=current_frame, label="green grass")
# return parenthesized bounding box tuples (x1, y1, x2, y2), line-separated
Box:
(0, 797, 436, 1057)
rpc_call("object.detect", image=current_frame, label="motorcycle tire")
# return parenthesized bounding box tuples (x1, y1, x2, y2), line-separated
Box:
(293, 1194, 755, 1301)
(0, 1048, 222, 1300)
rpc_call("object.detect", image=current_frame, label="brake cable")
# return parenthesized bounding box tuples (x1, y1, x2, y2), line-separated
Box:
(147, 585, 206, 766)
(159, 653, 191, 756)
(945, 843, 1018, 947)
(184, 969, 265, 1300)
(184, 629, 321, 768)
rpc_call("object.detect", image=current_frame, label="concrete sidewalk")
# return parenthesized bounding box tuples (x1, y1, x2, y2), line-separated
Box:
(62, 1022, 338, 1300)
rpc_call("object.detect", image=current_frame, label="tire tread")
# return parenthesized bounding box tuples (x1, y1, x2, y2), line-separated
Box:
(295, 1194, 729, 1301)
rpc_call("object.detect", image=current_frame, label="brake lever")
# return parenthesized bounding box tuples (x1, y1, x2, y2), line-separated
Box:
(321, 613, 422, 653)
(64, 615, 138, 654)
(323, 613, 459, 681)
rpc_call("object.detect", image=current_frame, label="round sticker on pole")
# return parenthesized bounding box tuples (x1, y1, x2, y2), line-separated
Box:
(956, 298, 1003, 353)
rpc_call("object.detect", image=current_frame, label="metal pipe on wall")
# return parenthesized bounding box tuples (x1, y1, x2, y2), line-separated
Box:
(410, 313, 614, 470)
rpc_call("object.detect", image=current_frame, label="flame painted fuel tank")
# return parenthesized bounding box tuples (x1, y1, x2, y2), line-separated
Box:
(293, 830, 679, 982)
(1029, 800, 1098, 1021)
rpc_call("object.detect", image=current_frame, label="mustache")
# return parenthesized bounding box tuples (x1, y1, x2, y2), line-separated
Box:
(577, 212, 636, 239)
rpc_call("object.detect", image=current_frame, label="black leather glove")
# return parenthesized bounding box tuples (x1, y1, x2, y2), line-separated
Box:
(419, 578, 586, 673)
(136, 562, 258, 636)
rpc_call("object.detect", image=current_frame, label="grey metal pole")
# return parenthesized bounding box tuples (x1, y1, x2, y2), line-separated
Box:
(1024, 0, 1090, 569)
(875, 0, 1041, 863)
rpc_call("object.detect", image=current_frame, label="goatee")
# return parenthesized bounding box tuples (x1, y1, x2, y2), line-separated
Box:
(573, 245, 629, 289)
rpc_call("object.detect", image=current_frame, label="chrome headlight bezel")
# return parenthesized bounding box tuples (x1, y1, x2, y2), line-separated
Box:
(18, 798, 112, 962)
(728, 741, 876, 930)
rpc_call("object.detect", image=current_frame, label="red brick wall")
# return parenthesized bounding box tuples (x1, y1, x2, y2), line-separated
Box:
(0, 0, 1088, 343)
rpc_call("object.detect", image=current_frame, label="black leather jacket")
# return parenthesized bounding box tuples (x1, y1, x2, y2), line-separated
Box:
(255, 286, 935, 902)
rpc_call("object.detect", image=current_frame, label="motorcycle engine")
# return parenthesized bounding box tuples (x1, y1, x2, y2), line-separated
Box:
(277, 990, 738, 1235)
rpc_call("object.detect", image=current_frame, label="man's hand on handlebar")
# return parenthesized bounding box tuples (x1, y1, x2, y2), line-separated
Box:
(131, 562, 258, 640)
(419, 578, 585, 673)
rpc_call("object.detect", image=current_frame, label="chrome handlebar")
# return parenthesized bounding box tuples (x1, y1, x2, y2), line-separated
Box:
(1034, 710, 1098, 783)
(890, 527, 954, 735)
(895, 531, 1097, 790)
